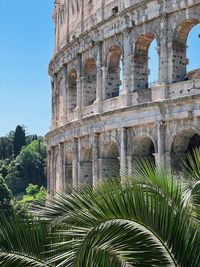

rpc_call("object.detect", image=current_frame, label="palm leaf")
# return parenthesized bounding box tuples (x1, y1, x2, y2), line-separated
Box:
(39, 174, 200, 267)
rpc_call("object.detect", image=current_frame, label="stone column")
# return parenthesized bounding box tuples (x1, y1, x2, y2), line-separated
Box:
(120, 128, 127, 181)
(156, 120, 166, 169)
(77, 138, 82, 185)
(72, 138, 78, 187)
(152, 14, 169, 101)
(58, 143, 64, 193)
(59, 69, 67, 124)
(93, 133, 99, 186)
(93, 41, 103, 113)
(62, 66, 68, 120)
(50, 146, 55, 195)
(158, 15, 169, 85)
(75, 54, 82, 117)
(96, 41, 103, 101)
(47, 149, 51, 195)
(102, 66, 108, 100)
(51, 75, 58, 129)
(123, 28, 132, 94)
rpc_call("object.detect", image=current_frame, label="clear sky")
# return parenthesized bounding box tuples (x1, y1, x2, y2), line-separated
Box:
(0, 1, 199, 136)
(0, 0, 54, 136)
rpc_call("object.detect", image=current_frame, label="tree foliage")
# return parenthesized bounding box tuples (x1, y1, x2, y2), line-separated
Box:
(0, 127, 47, 200)
(17, 140, 47, 185)
(13, 125, 26, 157)
(0, 175, 11, 212)
(0, 137, 13, 160)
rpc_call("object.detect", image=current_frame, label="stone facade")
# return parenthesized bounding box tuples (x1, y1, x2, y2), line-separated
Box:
(46, 0, 200, 194)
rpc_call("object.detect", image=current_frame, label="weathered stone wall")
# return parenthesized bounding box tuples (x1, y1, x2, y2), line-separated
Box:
(47, 0, 200, 194)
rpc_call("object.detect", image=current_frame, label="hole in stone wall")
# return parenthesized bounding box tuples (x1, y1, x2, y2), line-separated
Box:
(112, 6, 118, 15)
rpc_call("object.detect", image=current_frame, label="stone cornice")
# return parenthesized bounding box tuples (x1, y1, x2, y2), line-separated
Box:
(45, 93, 200, 142)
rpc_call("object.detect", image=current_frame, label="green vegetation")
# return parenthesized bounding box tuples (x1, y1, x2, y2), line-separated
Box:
(0, 125, 47, 209)
(0, 175, 11, 213)
(0, 150, 199, 267)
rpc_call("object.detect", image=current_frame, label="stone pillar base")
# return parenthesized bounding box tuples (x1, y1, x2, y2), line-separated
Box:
(93, 100, 103, 114)
(74, 107, 82, 120)
(152, 84, 169, 101)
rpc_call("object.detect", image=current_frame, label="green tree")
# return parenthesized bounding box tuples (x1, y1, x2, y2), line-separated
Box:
(16, 140, 47, 186)
(0, 175, 11, 212)
(13, 125, 26, 157)
(0, 154, 199, 267)
(0, 137, 13, 160)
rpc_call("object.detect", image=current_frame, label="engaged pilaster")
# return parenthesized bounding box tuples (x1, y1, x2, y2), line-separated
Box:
(93, 133, 99, 186)
(123, 28, 132, 94)
(120, 128, 127, 181)
(58, 143, 64, 193)
(155, 120, 166, 169)
(72, 138, 78, 187)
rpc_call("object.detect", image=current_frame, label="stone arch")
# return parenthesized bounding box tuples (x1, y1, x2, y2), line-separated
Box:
(132, 135, 156, 158)
(127, 134, 156, 174)
(171, 19, 199, 83)
(133, 33, 159, 90)
(80, 144, 93, 185)
(65, 150, 73, 186)
(170, 127, 200, 171)
(100, 141, 120, 179)
(83, 58, 97, 107)
(68, 68, 77, 113)
(105, 45, 123, 99)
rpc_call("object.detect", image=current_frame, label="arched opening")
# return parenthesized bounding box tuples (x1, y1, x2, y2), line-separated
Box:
(68, 68, 77, 113)
(83, 58, 97, 107)
(171, 130, 200, 172)
(132, 136, 155, 160)
(134, 34, 158, 90)
(187, 23, 200, 79)
(172, 20, 200, 83)
(80, 146, 93, 185)
(148, 39, 159, 87)
(100, 142, 120, 179)
(105, 45, 122, 99)
(65, 152, 73, 187)
(128, 136, 155, 174)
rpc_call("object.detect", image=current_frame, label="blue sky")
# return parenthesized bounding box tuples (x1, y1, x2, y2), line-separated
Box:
(0, 0, 54, 136)
(0, 1, 199, 136)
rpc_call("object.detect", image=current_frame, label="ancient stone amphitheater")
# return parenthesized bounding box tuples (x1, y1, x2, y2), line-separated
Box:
(46, 0, 200, 194)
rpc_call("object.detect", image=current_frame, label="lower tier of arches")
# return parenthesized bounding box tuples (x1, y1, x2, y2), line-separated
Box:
(46, 97, 200, 194)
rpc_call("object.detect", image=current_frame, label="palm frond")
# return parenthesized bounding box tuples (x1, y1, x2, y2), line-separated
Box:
(0, 250, 50, 267)
(39, 173, 200, 267)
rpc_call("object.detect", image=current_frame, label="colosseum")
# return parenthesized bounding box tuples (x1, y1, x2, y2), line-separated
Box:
(46, 0, 200, 194)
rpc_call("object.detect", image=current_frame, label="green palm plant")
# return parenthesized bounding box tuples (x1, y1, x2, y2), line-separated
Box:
(0, 212, 51, 267)
(0, 154, 199, 267)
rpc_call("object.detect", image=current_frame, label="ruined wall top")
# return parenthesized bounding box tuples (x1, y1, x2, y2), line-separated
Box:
(53, 0, 157, 53)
